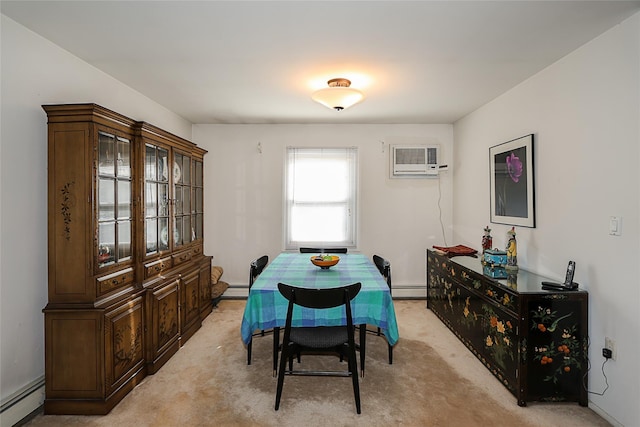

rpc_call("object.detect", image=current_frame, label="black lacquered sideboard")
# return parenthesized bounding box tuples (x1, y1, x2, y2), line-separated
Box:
(426, 249, 588, 407)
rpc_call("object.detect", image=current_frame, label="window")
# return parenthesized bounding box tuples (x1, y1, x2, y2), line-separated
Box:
(285, 147, 357, 249)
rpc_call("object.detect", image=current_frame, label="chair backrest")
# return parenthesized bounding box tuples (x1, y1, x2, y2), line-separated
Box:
(278, 282, 361, 310)
(324, 247, 348, 254)
(299, 247, 322, 253)
(249, 255, 269, 288)
(373, 254, 392, 290)
(299, 247, 348, 254)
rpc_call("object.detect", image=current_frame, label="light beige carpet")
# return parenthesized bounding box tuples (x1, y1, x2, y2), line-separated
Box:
(24, 300, 609, 427)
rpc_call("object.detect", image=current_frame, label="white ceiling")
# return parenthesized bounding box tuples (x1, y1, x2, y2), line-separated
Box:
(3, 1, 639, 124)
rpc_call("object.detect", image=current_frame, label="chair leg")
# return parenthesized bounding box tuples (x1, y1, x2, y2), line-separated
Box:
(272, 327, 280, 376)
(348, 345, 361, 414)
(359, 324, 366, 377)
(388, 343, 393, 364)
(247, 338, 252, 365)
(275, 343, 289, 411)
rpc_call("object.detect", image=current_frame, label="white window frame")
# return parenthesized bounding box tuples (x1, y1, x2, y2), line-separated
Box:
(284, 147, 358, 250)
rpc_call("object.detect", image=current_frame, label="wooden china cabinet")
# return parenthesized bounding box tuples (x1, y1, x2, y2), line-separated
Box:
(43, 104, 212, 415)
(136, 122, 210, 373)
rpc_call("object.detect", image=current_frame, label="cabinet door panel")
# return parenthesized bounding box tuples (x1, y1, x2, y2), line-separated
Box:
(105, 295, 145, 393)
(45, 312, 101, 398)
(199, 262, 212, 317)
(428, 260, 518, 393)
(182, 271, 200, 331)
(526, 298, 586, 402)
(148, 280, 179, 360)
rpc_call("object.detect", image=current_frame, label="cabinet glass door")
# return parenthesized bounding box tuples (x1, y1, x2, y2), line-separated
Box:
(192, 159, 204, 241)
(145, 144, 170, 255)
(173, 152, 192, 247)
(97, 131, 132, 268)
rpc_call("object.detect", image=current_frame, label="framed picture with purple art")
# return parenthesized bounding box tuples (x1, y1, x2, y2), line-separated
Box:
(489, 134, 535, 227)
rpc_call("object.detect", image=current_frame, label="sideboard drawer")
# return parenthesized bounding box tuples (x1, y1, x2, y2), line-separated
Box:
(172, 250, 192, 267)
(144, 257, 172, 279)
(96, 267, 135, 296)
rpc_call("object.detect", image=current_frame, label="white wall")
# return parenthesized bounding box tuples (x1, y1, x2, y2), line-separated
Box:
(453, 13, 640, 427)
(193, 124, 453, 292)
(0, 16, 192, 424)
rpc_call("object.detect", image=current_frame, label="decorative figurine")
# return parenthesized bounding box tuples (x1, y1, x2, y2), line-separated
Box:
(506, 227, 518, 271)
(482, 226, 492, 252)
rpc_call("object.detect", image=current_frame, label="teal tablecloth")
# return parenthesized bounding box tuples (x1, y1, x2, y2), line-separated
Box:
(240, 252, 399, 345)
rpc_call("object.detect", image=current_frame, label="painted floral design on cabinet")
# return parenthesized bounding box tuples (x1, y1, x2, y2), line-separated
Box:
(530, 305, 582, 384)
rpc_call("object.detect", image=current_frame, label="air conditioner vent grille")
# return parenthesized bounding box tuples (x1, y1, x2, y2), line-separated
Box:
(391, 145, 439, 177)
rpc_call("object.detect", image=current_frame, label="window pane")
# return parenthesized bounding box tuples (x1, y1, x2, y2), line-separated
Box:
(159, 184, 169, 216)
(158, 148, 169, 182)
(117, 137, 131, 178)
(183, 215, 192, 243)
(291, 159, 349, 202)
(98, 178, 115, 220)
(174, 153, 183, 184)
(145, 182, 157, 218)
(174, 186, 183, 215)
(183, 186, 191, 214)
(182, 156, 191, 185)
(117, 180, 131, 219)
(145, 144, 156, 180)
(195, 188, 203, 213)
(291, 206, 346, 242)
(146, 218, 157, 255)
(195, 213, 203, 240)
(98, 222, 115, 266)
(159, 217, 169, 251)
(174, 217, 183, 247)
(118, 220, 131, 260)
(195, 160, 203, 186)
(98, 132, 115, 176)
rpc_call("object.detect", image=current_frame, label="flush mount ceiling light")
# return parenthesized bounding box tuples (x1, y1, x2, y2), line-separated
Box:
(311, 78, 365, 111)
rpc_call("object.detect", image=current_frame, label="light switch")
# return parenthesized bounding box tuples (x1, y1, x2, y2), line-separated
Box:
(609, 216, 621, 236)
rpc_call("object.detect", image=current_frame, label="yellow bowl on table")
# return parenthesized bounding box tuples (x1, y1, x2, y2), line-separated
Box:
(310, 255, 340, 269)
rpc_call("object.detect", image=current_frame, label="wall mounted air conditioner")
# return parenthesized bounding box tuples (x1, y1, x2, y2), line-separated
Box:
(391, 145, 439, 177)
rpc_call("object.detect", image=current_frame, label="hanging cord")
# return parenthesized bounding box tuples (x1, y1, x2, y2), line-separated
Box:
(437, 174, 448, 247)
(582, 335, 610, 396)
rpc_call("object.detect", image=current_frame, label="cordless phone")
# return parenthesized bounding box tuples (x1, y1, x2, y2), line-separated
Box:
(541, 261, 578, 291)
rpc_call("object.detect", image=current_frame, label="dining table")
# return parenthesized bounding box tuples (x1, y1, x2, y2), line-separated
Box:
(240, 251, 399, 375)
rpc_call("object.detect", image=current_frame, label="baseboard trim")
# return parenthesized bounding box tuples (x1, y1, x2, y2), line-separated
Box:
(587, 401, 623, 427)
(0, 376, 45, 427)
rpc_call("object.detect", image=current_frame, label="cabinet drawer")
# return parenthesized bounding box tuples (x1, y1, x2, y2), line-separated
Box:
(144, 257, 172, 279)
(429, 251, 520, 315)
(458, 266, 520, 315)
(191, 243, 203, 257)
(96, 268, 134, 296)
(172, 250, 192, 267)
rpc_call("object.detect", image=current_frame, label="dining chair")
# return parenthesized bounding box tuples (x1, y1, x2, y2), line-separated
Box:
(247, 255, 269, 365)
(372, 254, 393, 364)
(299, 247, 348, 253)
(275, 282, 362, 414)
(325, 247, 348, 253)
(299, 247, 322, 253)
(373, 254, 392, 292)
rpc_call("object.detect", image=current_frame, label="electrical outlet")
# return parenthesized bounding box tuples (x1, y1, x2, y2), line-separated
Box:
(604, 337, 616, 360)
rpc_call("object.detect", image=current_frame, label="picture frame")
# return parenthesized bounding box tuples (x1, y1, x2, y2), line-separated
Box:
(489, 134, 535, 228)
